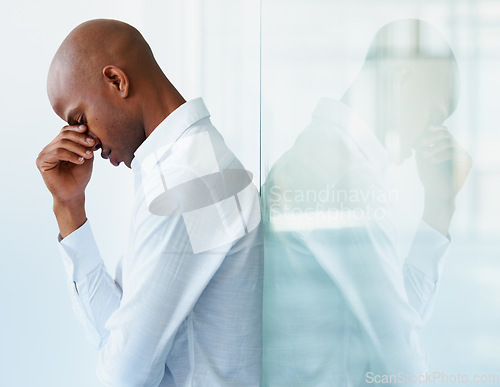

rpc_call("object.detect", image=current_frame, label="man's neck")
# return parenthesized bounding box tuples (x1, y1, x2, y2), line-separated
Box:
(143, 75, 186, 139)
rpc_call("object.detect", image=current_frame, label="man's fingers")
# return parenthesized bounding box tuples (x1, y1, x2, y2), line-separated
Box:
(429, 148, 471, 167)
(61, 124, 87, 133)
(37, 147, 87, 172)
(36, 124, 98, 173)
(60, 125, 102, 151)
(420, 130, 450, 146)
(428, 148, 455, 164)
(428, 124, 448, 132)
(53, 148, 88, 165)
(59, 129, 96, 148)
(37, 137, 94, 172)
(420, 138, 453, 159)
(55, 138, 94, 159)
(421, 143, 468, 165)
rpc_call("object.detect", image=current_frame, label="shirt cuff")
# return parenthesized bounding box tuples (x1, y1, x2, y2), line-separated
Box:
(405, 220, 450, 282)
(58, 220, 103, 282)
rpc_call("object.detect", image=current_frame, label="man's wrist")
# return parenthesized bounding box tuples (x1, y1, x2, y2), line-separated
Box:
(422, 195, 456, 237)
(53, 196, 87, 239)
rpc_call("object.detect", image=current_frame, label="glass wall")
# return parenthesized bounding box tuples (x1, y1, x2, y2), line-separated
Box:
(261, 0, 500, 385)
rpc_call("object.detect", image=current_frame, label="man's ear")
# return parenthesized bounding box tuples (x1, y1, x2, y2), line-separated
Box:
(102, 65, 129, 98)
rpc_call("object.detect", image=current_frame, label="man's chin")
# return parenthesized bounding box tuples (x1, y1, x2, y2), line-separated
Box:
(122, 156, 133, 169)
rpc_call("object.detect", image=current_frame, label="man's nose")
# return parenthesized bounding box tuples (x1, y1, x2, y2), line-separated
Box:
(87, 134, 102, 152)
(101, 148, 111, 159)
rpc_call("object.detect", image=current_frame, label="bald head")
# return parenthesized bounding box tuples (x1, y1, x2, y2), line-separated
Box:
(362, 19, 459, 111)
(47, 19, 185, 168)
(365, 19, 456, 62)
(48, 19, 160, 103)
(342, 19, 460, 164)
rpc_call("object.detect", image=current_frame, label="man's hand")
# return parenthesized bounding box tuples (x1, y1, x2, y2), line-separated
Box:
(36, 124, 98, 238)
(415, 125, 472, 235)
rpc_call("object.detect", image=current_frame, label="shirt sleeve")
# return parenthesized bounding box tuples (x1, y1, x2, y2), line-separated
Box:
(58, 220, 123, 349)
(403, 220, 450, 323)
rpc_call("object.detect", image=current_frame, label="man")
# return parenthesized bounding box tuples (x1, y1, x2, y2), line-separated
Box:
(36, 19, 263, 386)
(262, 19, 471, 386)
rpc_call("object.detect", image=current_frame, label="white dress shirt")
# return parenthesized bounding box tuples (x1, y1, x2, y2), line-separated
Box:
(262, 98, 450, 386)
(58, 98, 263, 387)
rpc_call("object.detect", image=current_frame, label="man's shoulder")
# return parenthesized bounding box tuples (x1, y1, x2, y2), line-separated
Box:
(133, 125, 261, 255)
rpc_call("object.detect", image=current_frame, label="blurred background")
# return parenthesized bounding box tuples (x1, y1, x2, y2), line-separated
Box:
(0, 0, 498, 386)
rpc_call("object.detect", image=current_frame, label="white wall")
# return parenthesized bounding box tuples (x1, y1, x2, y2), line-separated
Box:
(0, 1, 259, 386)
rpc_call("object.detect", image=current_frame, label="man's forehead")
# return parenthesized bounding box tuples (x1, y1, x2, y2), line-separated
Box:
(52, 103, 74, 125)
(48, 87, 72, 122)
(48, 62, 67, 105)
(48, 61, 81, 122)
(48, 88, 79, 124)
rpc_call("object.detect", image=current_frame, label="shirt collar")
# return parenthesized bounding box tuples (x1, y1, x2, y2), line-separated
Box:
(312, 97, 389, 172)
(131, 98, 210, 171)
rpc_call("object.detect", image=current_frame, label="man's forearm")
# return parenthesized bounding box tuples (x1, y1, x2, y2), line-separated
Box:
(54, 196, 87, 239)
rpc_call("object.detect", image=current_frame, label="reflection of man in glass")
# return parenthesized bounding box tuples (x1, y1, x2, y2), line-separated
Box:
(263, 19, 471, 386)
